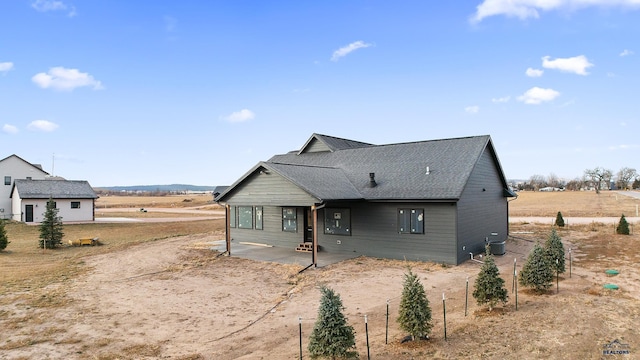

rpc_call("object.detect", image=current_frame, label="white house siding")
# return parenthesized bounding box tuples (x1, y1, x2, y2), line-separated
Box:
(12, 198, 94, 223)
(0, 156, 47, 219)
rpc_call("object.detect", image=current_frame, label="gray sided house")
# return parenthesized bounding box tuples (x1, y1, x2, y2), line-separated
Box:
(11, 179, 98, 223)
(216, 134, 515, 265)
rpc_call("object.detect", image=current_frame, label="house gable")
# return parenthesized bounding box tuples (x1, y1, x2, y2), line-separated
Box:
(0, 154, 50, 219)
(297, 133, 374, 155)
(221, 164, 320, 206)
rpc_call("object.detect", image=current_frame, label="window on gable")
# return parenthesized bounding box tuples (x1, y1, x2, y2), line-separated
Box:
(71, 202, 81, 209)
(4, 176, 10, 185)
(398, 208, 424, 234)
(324, 208, 351, 236)
(238, 206, 253, 229)
(282, 207, 297, 232)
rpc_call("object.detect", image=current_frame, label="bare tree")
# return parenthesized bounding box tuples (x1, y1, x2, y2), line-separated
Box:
(584, 167, 613, 194)
(547, 173, 563, 189)
(528, 174, 547, 191)
(616, 167, 637, 190)
(565, 177, 584, 191)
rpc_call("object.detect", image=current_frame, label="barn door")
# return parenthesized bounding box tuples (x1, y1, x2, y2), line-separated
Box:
(25, 205, 34, 222)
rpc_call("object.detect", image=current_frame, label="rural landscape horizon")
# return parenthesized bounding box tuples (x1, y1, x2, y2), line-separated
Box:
(2, 1, 639, 358)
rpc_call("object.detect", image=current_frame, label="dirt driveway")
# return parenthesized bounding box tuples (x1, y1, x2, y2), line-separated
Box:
(2, 228, 639, 359)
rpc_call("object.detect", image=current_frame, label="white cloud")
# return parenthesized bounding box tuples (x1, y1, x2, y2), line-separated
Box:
(2, 124, 19, 134)
(223, 109, 255, 123)
(471, 0, 640, 23)
(32, 67, 103, 91)
(620, 49, 634, 57)
(525, 67, 544, 77)
(0, 62, 14, 73)
(542, 55, 593, 75)
(31, 0, 76, 17)
(27, 119, 59, 132)
(465, 106, 480, 114)
(608, 144, 639, 151)
(517, 87, 560, 105)
(331, 41, 372, 62)
(492, 96, 510, 103)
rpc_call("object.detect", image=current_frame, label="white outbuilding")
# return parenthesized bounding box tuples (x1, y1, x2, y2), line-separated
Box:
(11, 179, 98, 223)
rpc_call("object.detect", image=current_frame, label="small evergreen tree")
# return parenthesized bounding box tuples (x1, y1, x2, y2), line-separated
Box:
(308, 286, 357, 359)
(545, 229, 565, 274)
(616, 214, 630, 235)
(519, 242, 554, 293)
(397, 268, 432, 341)
(0, 219, 9, 251)
(473, 248, 508, 311)
(554, 211, 565, 227)
(39, 198, 64, 249)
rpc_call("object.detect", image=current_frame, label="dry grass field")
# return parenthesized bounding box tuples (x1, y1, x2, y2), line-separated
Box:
(508, 190, 640, 217)
(0, 191, 638, 359)
(95, 193, 220, 210)
(0, 220, 222, 292)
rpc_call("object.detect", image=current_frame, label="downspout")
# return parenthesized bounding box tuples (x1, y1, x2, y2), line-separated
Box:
(507, 191, 518, 241)
(470, 252, 484, 264)
(225, 204, 231, 256)
(312, 204, 318, 268)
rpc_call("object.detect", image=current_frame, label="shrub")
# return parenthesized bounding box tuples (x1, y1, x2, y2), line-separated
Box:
(0, 219, 9, 251)
(616, 214, 630, 235)
(39, 198, 64, 249)
(519, 242, 554, 293)
(397, 268, 432, 341)
(473, 249, 508, 311)
(308, 286, 357, 359)
(545, 229, 565, 274)
(554, 211, 565, 227)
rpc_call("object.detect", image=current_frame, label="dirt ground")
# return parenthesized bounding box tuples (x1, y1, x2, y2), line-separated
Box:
(1, 221, 639, 359)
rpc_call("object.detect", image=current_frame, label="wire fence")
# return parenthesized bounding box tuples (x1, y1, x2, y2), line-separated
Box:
(293, 248, 575, 359)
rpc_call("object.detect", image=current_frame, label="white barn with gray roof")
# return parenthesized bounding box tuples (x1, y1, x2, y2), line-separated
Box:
(11, 179, 98, 223)
(216, 133, 515, 265)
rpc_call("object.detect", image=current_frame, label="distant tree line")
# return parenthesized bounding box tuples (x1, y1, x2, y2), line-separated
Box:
(94, 190, 196, 196)
(512, 167, 639, 192)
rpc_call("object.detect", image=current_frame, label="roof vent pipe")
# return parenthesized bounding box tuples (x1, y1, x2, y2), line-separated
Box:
(369, 172, 377, 187)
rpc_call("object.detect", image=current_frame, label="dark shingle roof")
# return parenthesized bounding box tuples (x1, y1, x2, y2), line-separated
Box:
(267, 163, 362, 200)
(12, 179, 97, 199)
(218, 134, 508, 202)
(297, 133, 374, 154)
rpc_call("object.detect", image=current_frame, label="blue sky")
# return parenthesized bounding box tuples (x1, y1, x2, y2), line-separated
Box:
(1, 0, 638, 187)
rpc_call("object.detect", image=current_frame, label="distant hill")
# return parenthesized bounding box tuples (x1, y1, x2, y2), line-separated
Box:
(94, 184, 218, 192)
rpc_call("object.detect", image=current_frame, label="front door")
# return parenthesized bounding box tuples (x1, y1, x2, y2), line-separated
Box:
(304, 208, 313, 243)
(25, 205, 34, 222)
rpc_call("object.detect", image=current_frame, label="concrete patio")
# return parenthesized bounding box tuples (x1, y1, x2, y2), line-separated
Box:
(210, 240, 359, 268)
